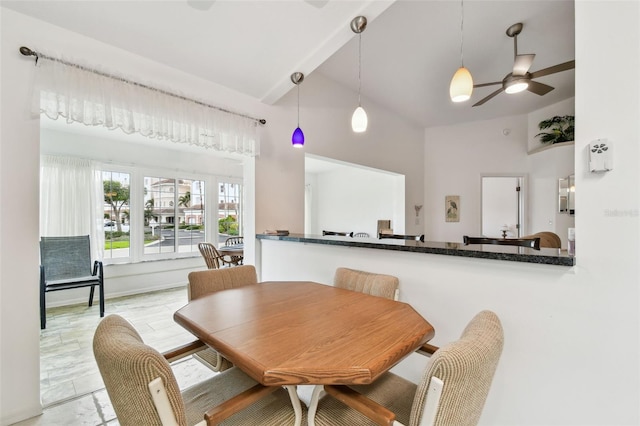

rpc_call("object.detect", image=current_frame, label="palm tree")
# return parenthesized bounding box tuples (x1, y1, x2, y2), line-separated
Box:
(178, 191, 191, 207)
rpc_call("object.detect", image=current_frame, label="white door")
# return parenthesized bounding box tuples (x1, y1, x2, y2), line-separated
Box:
(481, 176, 523, 238)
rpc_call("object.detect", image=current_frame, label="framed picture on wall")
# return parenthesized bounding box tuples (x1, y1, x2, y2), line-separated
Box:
(445, 195, 460, 222)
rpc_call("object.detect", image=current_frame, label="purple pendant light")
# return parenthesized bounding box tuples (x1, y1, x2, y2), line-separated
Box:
(291, 72, 305, 147)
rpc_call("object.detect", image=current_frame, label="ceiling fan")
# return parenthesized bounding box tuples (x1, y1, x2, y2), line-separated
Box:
(472, 22, 575, 107)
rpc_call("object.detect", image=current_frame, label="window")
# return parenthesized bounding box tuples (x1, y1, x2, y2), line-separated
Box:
(144, 176, 205, 256)
(103, 171, 131, 260)
(218, 181, 242, 247)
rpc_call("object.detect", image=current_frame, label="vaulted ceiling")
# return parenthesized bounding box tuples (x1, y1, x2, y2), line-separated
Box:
(3, 0, 574, 129)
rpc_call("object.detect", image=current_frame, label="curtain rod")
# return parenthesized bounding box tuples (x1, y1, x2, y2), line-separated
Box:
(19, 46, 266, 125)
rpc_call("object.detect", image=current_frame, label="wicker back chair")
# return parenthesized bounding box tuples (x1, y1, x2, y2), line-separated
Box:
(197, 242, 224, 269)
(311, 310, 504, 426)
(352, 232, 370, 238)
(93, 314, 303, 426)
(334, 267, 399, 301)
(187, 265, 258, 372)
(40, 235, 104, 329)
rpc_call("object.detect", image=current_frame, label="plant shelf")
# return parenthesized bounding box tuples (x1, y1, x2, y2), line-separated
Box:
(528, 140, 574, 155)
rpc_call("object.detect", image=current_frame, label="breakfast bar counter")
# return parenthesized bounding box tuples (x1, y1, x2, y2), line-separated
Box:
(256, 233, 575, 266)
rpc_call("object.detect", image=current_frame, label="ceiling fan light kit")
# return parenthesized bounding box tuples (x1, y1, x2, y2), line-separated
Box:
(351, 16, 368, 133)
(472, 22, 575, 107)
(504, 75, 529, 94)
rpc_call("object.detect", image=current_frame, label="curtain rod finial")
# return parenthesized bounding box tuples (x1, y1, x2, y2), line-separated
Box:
(20, 46, 35, 56)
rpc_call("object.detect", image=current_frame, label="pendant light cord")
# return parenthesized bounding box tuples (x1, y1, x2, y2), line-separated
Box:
(459, 0, 465, 67)
(297, 83, 300, 126)
(358, 33, 362, 106)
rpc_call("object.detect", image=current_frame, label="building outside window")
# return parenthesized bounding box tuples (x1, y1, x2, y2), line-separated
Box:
(144, 177, 205, 256)
(218, 181, 242, 246)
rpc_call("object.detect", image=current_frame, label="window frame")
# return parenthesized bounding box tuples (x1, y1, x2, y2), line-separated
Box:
(99, 162, 241, 265)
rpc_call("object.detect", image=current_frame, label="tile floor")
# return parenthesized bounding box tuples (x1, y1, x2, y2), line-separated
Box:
(13, 286, 216, 425)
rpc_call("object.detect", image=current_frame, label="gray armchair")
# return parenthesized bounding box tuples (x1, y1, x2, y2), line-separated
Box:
(40, 235, 104, 329)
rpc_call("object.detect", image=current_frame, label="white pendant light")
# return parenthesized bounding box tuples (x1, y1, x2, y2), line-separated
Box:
(351, 16, 368, 133)
(351, 106, 368, 133)
(449, 0, 473, 102)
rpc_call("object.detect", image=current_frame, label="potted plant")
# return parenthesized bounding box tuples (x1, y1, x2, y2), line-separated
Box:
(535, 115, 574, 144)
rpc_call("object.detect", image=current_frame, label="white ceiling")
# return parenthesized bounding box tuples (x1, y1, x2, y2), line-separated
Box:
(3, 0, 575, 129)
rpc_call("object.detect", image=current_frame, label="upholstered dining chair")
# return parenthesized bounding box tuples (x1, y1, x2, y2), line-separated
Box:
(378, 233, 425, 242)
(309, 310, 504, 426)
(521, 231, 561, 248)
(93, 314, 303, 426)
(334, 267, 399, 301)
(198, 242, 224, 269)
(187, 265, 258, 372)
(323, 230, 353, 237)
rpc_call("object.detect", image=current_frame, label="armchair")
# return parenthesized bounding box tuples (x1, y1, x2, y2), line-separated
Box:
(40, 235, 104, 329)
(93, 314, 303, 426)
(310, 310, 504, 426)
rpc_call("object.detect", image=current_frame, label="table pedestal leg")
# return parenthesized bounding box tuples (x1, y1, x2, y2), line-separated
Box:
(284, 385, 303, 426)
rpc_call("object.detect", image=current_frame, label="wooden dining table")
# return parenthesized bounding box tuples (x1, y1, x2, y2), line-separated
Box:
(174, 281, 434, 385)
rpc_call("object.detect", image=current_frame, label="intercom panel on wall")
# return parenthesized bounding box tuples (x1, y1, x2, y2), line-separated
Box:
(589, 139, 613, 172)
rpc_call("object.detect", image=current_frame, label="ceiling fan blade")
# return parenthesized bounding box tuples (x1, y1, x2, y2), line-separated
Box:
(473, 81, 502, 88)
(530, 60, 575, 79)
(527, 80, 555, 96)
(513, 54, 535, 76)
(473, 88, 505, 107)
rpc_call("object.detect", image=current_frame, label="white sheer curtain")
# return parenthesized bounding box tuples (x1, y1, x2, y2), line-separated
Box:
(33, 57, 260, 156)
(40, 155, 105, 261)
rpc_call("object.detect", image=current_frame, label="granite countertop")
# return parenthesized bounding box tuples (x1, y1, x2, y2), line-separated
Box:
(257, 233, 575, 267)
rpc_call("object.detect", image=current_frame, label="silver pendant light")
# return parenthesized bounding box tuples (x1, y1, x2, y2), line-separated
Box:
(351, 16, 368, 133)
(449, 0, 473, 102)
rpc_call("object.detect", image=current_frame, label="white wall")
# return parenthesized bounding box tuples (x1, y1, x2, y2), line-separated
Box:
(307, 164, 405, 236)
(425, 100, 576, 246)
(425, 114, 530, 242)
(257, 71, 425, 236)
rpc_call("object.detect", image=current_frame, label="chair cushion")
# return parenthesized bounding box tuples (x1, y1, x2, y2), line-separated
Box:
(183, 367, 300, 426)
(313, 373, 416, 425)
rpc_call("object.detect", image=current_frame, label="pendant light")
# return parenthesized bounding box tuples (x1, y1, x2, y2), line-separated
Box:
(351, 16, 368, 133)
(449, 0, 473, 102)
(291, 72, 305, 148)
